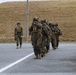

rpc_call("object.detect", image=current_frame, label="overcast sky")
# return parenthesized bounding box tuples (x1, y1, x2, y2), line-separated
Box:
(0, 0, 48, 3)
(0, 0, 74, 3)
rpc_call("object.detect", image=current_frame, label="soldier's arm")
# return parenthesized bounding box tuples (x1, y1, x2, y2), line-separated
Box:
(42, 26, 49, 38)
(14, 28, 17, 37)
(47, 25, 52, 36)
(29, 25, 33, 35)
(14, 28, 17, 40)
(56, 27, 62, 35)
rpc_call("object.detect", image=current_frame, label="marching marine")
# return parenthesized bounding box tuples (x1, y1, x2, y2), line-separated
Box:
(29, 17, 42, 59)
(49, 23, 62, 49)
(53, 23, 62, 48)
(14, 22, 23, 49)
(41, 19, 52, 54)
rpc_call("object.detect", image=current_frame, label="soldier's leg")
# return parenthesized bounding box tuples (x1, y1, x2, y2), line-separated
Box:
(55, 35, 58, 48)
(40, 43, 45, 57)
(34, 47, 37, 58)
(16, 36, 19, 49)
(34, 47, 36, 55)
(53, 35, 57, 50)
(51, 40, 53, 48)
(51, 38, 55, 50)
(46, 44, 50, 53)
(34, 46, 39, 59)
(56, 36, 59, 48)
(32, 37, 38, 59)
(40, 36, 46, 57)
(36, 46, 41, 59)
(46, 36, 51, 52)
(41, 40, 46, 57)
(19, 36, 22, 48)
(37, 34, 42, 59)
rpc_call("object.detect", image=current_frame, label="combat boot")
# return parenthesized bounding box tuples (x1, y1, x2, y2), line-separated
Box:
(34, 55, 38, 59)
(41, 53, 44, 57)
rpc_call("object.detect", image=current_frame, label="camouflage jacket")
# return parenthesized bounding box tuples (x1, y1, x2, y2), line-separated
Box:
(14, 26, 23, 36)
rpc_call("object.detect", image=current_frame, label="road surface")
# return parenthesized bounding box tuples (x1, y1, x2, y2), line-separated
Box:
(0, 43, 76, 75)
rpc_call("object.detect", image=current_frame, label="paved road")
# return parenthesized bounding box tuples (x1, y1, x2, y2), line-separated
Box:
(0, 43, 76, 75)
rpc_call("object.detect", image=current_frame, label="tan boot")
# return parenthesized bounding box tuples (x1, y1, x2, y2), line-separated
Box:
(36, 55, 38, 59)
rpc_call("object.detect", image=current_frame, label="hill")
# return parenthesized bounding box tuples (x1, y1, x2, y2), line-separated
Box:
(0, 1, 76, 42)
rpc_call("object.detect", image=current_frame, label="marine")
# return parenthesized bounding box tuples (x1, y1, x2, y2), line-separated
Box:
(53, 23, 62, 48)
(14, 22, 23, 49)
(49, 23, 62, 49)
(29, 17, 42, 59)
(41, 19, 52, 54)
(49, 23, 57, 50)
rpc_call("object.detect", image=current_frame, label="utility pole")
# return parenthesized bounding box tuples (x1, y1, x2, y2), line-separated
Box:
(26, 0, 29, 42)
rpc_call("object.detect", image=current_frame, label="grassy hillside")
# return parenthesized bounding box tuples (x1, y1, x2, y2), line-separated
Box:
(0, 1, 76, 42)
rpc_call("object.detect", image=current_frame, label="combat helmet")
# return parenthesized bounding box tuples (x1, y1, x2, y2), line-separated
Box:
(33, 17, 39, 22)
(54, 23, 58, 26)
(17, 22, 21, 25)
(41, 19, 47, 24)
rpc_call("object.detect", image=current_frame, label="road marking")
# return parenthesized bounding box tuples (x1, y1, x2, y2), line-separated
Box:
(0, 52, 34, 73)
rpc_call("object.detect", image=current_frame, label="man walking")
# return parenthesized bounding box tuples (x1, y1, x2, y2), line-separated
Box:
(54, 23, 62, 48)
(29, 17, 42, 59)
(49, 23, 57, 50)
(41, 19, 51, 53)
(14, 22, 23, 49)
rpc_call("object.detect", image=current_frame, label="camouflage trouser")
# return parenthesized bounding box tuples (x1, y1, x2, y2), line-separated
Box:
(46, 36, 51, 51)
(32, 33, 42, 56)
(51, 34, 57, 49)
(42, 36, 50, 53)
(15, 32, 22, 46)
(55, 34, 59, 47)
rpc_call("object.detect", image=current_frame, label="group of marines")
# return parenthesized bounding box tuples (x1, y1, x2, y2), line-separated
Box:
(29, 17, 62, 59)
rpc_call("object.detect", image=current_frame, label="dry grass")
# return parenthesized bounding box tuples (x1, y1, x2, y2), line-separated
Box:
(0, 1, 76, 42)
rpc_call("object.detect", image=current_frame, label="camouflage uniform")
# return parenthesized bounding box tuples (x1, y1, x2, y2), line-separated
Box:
(49, 23, 57, 50)
(54, 23, 62, 48)
(46, 24, 52, 51)
(14, 22, 23, 49)
(29, 18, 42, 59)
(41, 19, 51, 54)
